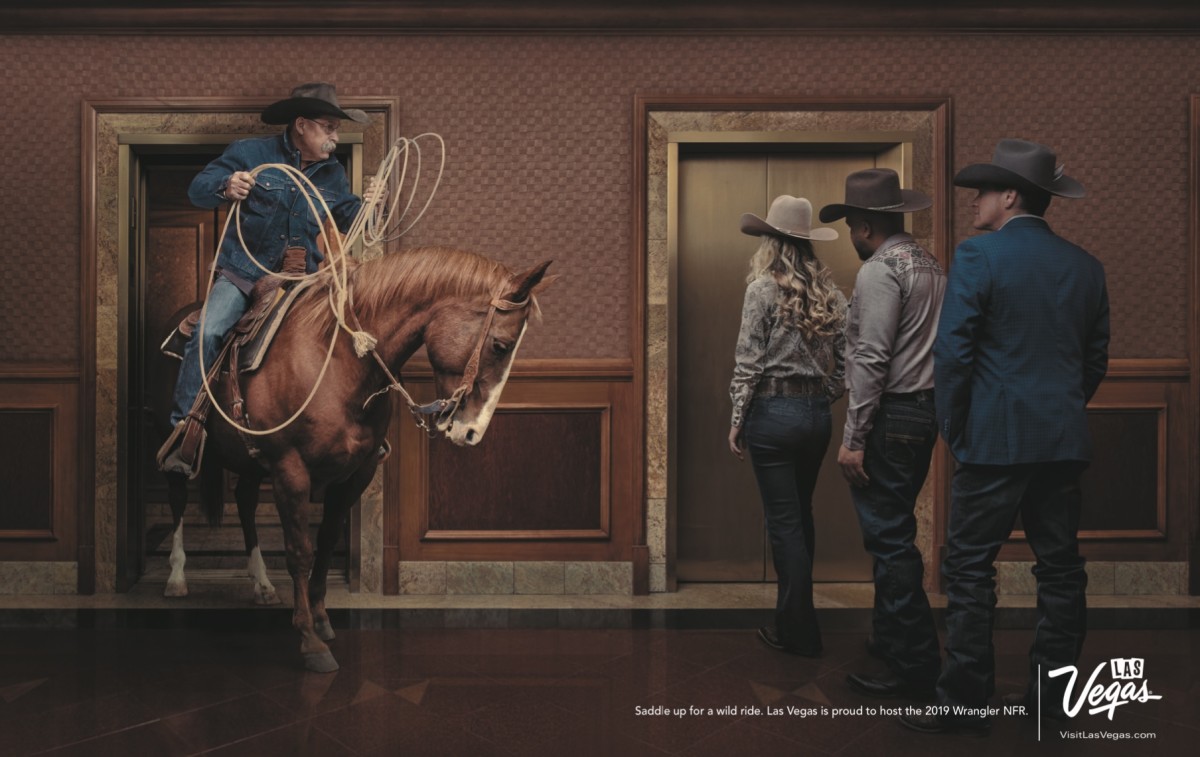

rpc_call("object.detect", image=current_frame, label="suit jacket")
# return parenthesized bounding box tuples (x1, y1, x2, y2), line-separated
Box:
(934, 216, 1109, 465)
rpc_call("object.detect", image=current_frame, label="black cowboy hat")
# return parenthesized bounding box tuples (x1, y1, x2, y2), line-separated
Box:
(819, 168, 932, 223)
(953, 138, 1085, 199)
(260, 82, 369, 126)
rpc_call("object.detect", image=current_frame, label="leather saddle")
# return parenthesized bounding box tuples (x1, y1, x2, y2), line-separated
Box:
(156, 247, 314, 477)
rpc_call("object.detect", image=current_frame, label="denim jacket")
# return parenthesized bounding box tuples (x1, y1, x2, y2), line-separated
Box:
(188, 130, 361, 286)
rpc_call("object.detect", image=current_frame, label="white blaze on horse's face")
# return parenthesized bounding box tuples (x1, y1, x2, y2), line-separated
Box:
(445, 318, 527, 446)
(425, 260, 555, 447)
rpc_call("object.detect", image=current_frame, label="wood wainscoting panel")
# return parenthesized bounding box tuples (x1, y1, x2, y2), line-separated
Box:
(0, 381, 79, 561)
(426, 407, 607, 539)
(995, 371, 1188, 564)
(1011, 406, 1165, 539)
(386, 368, 637, 591)
(1078, 408, 1164, 535)
(0, 409, 54, 535)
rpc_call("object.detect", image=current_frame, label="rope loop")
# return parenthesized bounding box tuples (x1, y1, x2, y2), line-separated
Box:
(195, 134, 446, 437)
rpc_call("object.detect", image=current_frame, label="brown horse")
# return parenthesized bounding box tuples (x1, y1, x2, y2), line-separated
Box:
(163, 246, 555, 672)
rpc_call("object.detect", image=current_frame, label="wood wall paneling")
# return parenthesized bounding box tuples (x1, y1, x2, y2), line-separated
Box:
(427, 407, 608, 538)
(0, 409, 54, 535)
(1078, 408, 1164, 535)
(0, 381, 79, 561)
(996, 372, 1189, 564)
(1010, 406, 1164, 539)
(386, 369, 636, 591)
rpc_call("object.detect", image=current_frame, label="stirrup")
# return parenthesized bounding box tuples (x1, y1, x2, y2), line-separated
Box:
(156, 418, 206, 479)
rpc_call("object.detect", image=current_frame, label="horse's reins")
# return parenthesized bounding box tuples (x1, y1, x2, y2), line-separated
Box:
(356, 290, 531, 435)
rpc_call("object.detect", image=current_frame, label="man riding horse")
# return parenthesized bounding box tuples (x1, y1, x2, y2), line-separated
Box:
(160, 81, 384, 477)
(151, 84, 558, 672)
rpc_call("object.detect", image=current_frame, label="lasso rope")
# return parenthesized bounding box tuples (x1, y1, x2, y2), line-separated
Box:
(195, 133, 445, 437)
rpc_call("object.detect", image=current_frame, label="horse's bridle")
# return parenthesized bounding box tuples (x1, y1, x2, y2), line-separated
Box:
(358, 292, 531, 436)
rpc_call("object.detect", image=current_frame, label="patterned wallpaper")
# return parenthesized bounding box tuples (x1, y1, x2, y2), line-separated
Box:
(0, 33, 1194, 360)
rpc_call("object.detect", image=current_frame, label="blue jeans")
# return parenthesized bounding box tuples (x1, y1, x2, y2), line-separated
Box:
(850, 392, 940, 685)
(744, 395, 831, 650)
(170, 276, 249, 425)
(937, 460, 1088, 718)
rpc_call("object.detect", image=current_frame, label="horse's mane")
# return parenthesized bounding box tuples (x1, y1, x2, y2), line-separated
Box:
(291, 246, 513, 334)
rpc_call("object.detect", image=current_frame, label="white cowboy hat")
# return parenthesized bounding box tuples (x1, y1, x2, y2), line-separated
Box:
(740, 195, 839, 242)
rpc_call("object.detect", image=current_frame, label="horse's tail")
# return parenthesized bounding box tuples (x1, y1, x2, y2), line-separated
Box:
(198, 447, 223, 528)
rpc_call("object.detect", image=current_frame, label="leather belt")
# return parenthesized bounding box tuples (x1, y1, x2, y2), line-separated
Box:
(756, 376, 824, 397)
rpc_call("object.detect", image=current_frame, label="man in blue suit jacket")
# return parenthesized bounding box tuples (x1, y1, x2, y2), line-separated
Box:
(901, 139, 1109, 735)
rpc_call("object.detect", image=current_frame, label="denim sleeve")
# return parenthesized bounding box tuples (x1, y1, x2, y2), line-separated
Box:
(188, 142, 251, 209)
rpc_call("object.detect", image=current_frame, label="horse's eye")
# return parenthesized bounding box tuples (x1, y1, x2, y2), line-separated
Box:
(492, 339, 511, 356)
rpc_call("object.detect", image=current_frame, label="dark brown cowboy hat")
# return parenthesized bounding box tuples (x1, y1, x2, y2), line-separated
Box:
(741, 195, 838, 242)
(953, 138, 1085, 199)
(261, 82, 369, 125)
(819, 168, 932, 222)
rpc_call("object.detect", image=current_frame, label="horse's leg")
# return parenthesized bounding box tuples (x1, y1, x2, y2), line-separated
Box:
(271, 453, 337, 673)
(308, 499, 347, 643)
(236, 472, 279, 606)
(163, 471, 189, 598)
(310, 459, 378, 642)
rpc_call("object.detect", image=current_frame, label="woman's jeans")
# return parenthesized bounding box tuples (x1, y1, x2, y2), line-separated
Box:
(744, 394, 831, 649)
(170, 276, 249, 426)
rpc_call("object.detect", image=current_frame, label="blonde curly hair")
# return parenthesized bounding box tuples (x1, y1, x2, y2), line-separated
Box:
(747, 234, 844, 342)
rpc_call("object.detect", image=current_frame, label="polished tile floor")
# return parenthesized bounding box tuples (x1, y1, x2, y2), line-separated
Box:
(1, 604, 1196, 756)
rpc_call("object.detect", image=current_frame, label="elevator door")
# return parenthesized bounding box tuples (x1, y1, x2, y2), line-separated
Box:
(676, 148, 901, 582)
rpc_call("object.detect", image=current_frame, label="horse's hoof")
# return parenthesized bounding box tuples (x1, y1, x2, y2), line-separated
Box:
(253, 587, 281, 606)
(303, 651, 339, 673)
(164, 581, 188, 598)
(314, 619, 336, 642)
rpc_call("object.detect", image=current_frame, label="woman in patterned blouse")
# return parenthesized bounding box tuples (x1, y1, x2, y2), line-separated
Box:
(728, 195, 847, 657)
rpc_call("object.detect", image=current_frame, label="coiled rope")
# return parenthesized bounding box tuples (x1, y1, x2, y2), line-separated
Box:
(195, 133, 446, 436)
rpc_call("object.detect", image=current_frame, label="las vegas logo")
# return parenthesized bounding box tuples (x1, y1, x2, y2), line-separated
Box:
(1047, 658, 1163, 720)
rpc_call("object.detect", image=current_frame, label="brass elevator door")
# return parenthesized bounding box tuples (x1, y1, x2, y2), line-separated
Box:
(676, 148, 899, 582)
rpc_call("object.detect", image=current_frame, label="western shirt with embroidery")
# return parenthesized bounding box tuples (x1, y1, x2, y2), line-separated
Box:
(729, 274, 847, 428)
(842, 233, 946, 450)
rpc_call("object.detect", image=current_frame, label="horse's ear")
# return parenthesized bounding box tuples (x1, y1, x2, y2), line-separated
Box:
(505, 260, 556, 302)
(532, 273, 560, 295)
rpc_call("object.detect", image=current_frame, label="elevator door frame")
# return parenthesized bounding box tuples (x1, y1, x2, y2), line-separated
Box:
(666, 130, 925, 586)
